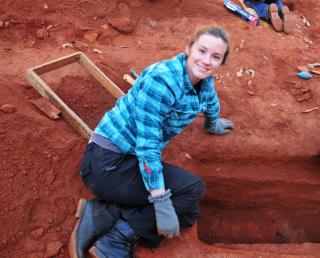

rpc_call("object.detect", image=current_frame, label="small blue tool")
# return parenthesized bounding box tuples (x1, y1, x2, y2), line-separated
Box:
(297, 71, 313, 79)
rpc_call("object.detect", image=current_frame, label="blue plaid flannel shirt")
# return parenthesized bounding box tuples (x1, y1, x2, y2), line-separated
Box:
(94, 53, 220, 190)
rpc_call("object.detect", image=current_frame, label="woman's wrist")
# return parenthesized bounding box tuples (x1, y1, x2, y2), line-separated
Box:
(149, 189, 166, 197)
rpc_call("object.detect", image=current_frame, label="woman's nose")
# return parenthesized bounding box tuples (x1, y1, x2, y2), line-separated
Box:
(202, 54, 211, 65)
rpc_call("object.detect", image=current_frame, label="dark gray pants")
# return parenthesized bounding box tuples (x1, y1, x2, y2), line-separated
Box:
(80, 142, 205, 248)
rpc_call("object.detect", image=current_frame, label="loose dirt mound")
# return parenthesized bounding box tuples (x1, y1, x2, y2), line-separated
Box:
(1, 0, 320, 257)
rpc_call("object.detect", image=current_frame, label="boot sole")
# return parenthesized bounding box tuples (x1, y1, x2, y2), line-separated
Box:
(269, 3, 283, 32)
(282, 6, 293, 34)
(69, 198, 87, 258)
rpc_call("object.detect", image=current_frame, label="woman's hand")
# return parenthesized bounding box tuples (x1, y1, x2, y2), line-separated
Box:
(148, 189, 180, 238)
(205, 118, 234, 135)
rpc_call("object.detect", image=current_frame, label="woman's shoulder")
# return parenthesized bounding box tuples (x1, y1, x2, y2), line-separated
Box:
(146, 53, 186, 77)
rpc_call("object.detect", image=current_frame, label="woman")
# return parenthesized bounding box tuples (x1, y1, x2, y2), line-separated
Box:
(70, 26, 234, 258)
(244, 0, 293, 33)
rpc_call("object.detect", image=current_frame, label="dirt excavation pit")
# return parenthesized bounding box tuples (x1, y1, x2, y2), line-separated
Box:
(1, 0, 320, 257)
(198, 159, 320, 245)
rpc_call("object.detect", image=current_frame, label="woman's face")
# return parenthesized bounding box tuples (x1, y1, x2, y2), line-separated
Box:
(186, 34, 228, 85)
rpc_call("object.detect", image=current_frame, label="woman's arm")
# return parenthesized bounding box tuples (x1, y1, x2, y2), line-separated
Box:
(134, 73, 175, 192)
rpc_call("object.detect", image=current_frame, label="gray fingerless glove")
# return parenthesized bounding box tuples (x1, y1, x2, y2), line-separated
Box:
(148, 189, 180, 238)
(204, 118, 234, 135)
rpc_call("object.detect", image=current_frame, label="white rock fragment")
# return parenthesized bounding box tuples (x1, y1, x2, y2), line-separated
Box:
(148, 20, 158, 29)
(92, 48, 102, 54)
(185, 153, 192, 159)
(236, 68, 244, 77)
(62, 43, 74, 48)
(246, 69, 255, 78)
(301, 15, 310, 27)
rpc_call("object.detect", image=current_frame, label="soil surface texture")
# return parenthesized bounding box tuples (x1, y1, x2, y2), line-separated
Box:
(1, 0, 320, 257)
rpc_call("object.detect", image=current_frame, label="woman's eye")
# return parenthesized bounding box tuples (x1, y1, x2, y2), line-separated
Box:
(199, 49, 205, 54)
(212, 55, 221, 61)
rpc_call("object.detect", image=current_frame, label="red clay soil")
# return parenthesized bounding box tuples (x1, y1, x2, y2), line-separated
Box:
(1, 0, 320, 257)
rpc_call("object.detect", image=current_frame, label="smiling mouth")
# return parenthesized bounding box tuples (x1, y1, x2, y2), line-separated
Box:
(196, 64, 209, 73)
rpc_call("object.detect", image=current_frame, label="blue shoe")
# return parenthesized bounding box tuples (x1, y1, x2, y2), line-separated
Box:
(89, 219, 139, 258)
(69, 199, 97, 258)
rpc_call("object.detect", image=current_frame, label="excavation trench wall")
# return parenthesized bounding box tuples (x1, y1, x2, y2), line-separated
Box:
(197, 158, 320, 244)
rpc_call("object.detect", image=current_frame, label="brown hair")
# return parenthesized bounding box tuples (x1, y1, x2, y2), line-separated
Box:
(188, 26, 230, 65)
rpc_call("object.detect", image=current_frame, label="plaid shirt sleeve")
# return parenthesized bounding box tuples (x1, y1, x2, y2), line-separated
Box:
(135, 72, 176, 191)
(203, 81, 221, 125)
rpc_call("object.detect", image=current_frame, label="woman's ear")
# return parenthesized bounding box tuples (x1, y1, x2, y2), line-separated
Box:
(185, 45, 190, 56)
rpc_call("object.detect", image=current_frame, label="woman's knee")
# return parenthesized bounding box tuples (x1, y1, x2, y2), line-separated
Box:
(192, 176, 206, 201)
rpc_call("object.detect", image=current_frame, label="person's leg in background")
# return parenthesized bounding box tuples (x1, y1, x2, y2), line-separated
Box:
(244, 0, 283, 31)
(266, 0, 283, 9)
(244, 0, 270, 20)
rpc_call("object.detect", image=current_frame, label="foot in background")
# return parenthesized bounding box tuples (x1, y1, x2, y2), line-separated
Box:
(268, 3, 283, 32)
(281, 5, 294, 34)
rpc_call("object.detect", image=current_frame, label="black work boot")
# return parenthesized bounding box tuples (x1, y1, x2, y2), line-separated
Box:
(89, 219, 140, 258)
(69, 199, 120, 258)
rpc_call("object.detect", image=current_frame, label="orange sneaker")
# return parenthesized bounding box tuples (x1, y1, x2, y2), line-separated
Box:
(282, 6, 294, 34)
(268, 3, 283, 32)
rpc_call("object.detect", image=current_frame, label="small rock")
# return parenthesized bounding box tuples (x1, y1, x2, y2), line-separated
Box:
(236, 68, 244, 77)
(247, 90, 255, 96)
(45, 241, 64, 257)
(108, 17, 134, 34)
(185, 153, 192, 159)
(101, 24, 109, 30)
(92, 48, 102, 54)
(83, 31, 98, 43)
(246, 69, 255, 78)
(301, 15, 310, 27)
(4, 21, 10, 28)
(0, 104, 16, 113)
(148, 20, 158, 29)
(30, 228, 44, 240)
(62, 42, 73, 48)
(307, 63, 320, 69)
(0, 20, 3, 28)
(36, 28, 49, 39)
